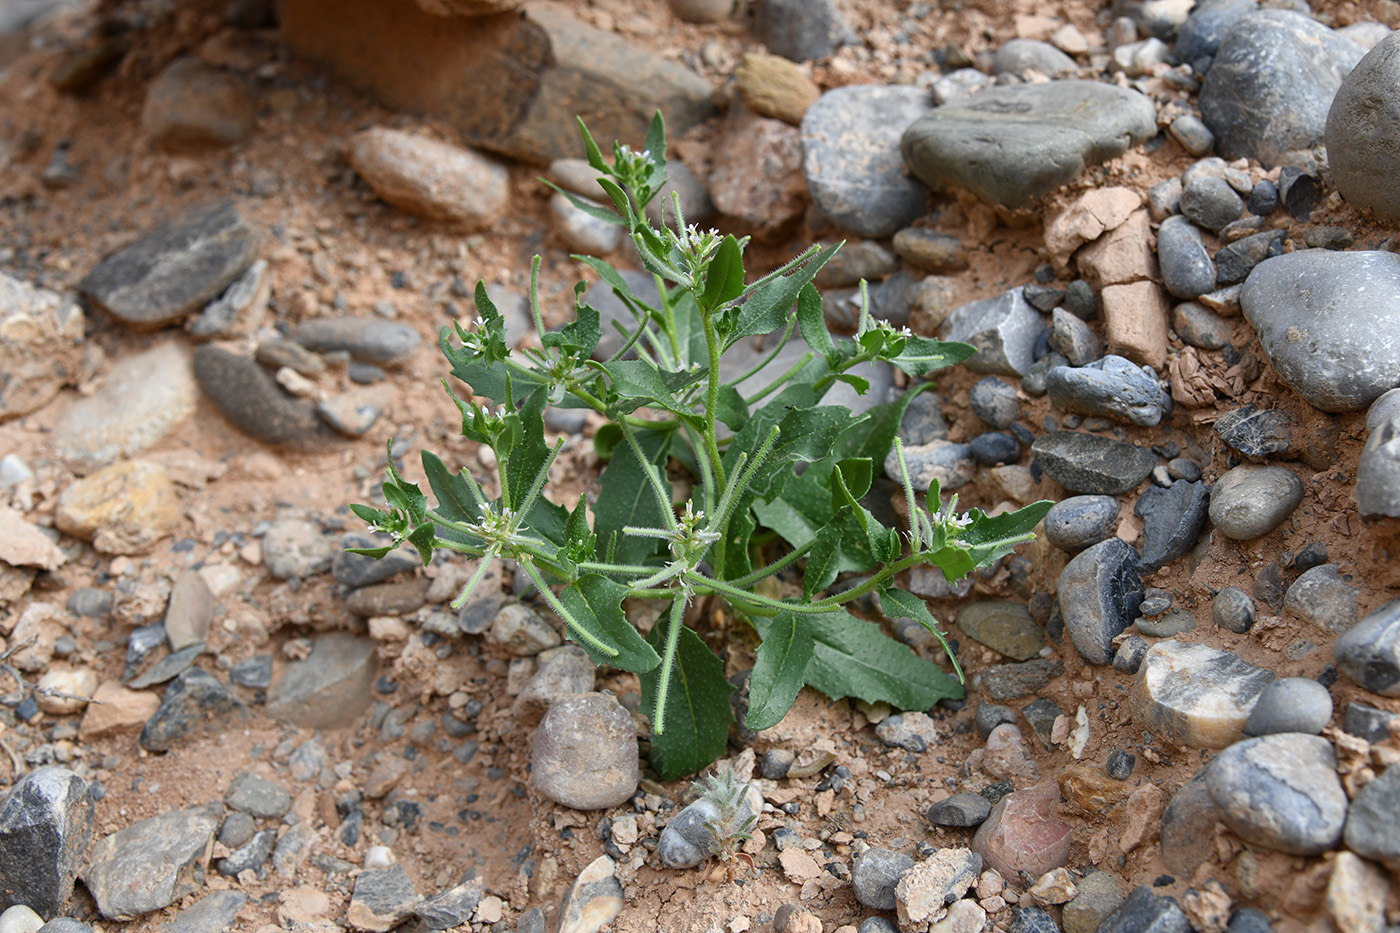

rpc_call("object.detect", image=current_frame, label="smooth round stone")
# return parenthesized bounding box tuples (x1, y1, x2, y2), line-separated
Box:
(1247, 179, 1279, 215)
(291, 317, 421, 366)
(970, 432, 1021, 466)
(1242, 677, 1333, 736)
(1334, 600, 1400, 697)
(900, 390, 948, 445)
(969, 377, 1022, 429)
(1213, 586, 1257, 633)
(1043, 495, 1121, 553)
(994, 39, 1078, 77)
(927, 792, 993, 828)
(1173, 302, 1230, 349)
(1157, 216, 1217, 299)
(754, 0, 853, 62)
(1344, 762, 1400, 867)
(1242, 251, 1400, 412)
(1327, 31, 1400, 222)
(1169, 114, 1215, 156)
(1206, 733, 1348, 855)
(1049, 308, 1104, 366)
(530, 693, 639, 810)
(1199, 10, 1365, 166)
(1180, 175, 1243, 232)
(892, 228, 968, 273)
(1208, 464, 1304, 540)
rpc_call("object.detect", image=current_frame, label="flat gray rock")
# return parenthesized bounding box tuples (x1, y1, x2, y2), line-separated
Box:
(1135, 480, 1210, 574)
(1328, 32, 1400, 222)
(753, 0, 853, 61)
(193, 347, 340, 451)
(1243, 251, 1400, 411)
(1334, 598, 1400, 696)
(159, 891, 247, 933)
(139, 669, 247, 752)
(1344, 762, 1400, 869)
(800, 85, 932, 238)
(1031, 431, 1156, 495)
(1045, 355, 1170, 427)
(83, 803, 222, 921)
(901, 81, 1156, 208)
(1242, 677, 1333, 736)
(1058, 538, 1144, 665)
(853, 847, 915, 910)
(942, 287, 1043, 376)
(1208, 463, 1304, 540)
(1206, 733, 1347, 855)
(348, 863, 417, 931)
(224, 773, 291, 820)
(0, 767, 94, 917)
(291, 317, 421, 366)
(266, 633, 377, 728)
(1200, 11, 1364, 166)
(79, 201, 261, 328)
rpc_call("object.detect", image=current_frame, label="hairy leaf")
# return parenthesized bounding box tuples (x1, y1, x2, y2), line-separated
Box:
(796, 282, 834, 359)
(557, 575, 660, 673)
(801, 609, 964, 709)
(886, 336, 978, 377)
(746, 613, 814, 730)
(700, 234, 746, 313)
(594, 427, 671, 564)
(601, 359, 706, 414)
(641, 614, 732, 780)
(725, 244, 839, 348)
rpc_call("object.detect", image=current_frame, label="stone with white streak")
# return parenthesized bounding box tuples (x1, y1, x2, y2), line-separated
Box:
(1130, 641, 1274, 748)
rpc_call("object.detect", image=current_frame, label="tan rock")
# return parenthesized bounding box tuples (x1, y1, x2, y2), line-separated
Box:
(7, 602, 68, 672)
(735, 53, 820, 126)
(1130, 641, 1275, 748)
(348, 128, 508, 227)
(1326, 852, 1388, 933)
(54, 460, 180, 555)
(142, 58, 255, 149)
(708, 107, 806, 236)
(165, 569, 216, 651)
(80, 681, 163, 738)
(0, 505, 65, 571)
(1101, 279, 1170, 370)
(36, 668, 100, 715)
(0, 272, 85, 421)
(1044, 188, 1141, 270)
(1117, 782, 1165, 853)
(778, 848, 821, 883)
(1078, 208, 1155, 288)
(1058, 763, 1131, 813)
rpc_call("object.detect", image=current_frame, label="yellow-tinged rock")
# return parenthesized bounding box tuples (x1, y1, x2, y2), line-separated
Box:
(36, 668, 99, 714)
(1058, 763, 1132, 812)
(80, 680, 162, 737)
(736, 53, 820, 126)
(55, 460, 179, 555)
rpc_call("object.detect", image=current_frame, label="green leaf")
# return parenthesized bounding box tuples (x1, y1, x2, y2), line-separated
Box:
(539, 180, 625, 226)
(642, 111, 668, 170)
(504, 388, 550, 513)
(746, 613, 814, 730)
(556, 575, 660, 673)
(577, 116, 608, 172)
(594, 427, 671, 564)
(715, 385, 749, 431)
(700, 234, 746, 312)
(879, 586, 964, 683)
(833, 458, 873, 503)
(542, 304, 602, 357)
(803, 519, 848, 599)
(833, 372, 871, 394)
(407, 523, 436, 564)
(833, 382, 935, 465)
(472, 282, 510, 363)
(960, 500, 1055, 548)
(886, 336, 978, 377)
(596, 176, 636, 225)
(641, 613, 732, 780)
(345, 545, 395, 559)
(593, 422, 624, 461)
(720, 501, 756, 581)
(726, 244, 839, 348)
(349, 502, 388, 526)
(422, 451, 483, 526)
(796, 282, 834, 359)
(770, 405, 864, 466)
(600, 359, 706, 414)
(798, 609, 964, 709)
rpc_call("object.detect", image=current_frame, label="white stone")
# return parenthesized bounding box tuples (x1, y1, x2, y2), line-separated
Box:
(1130, 641, 1274, 748)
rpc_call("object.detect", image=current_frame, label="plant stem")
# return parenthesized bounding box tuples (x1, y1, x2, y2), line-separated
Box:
(520, 559, 618, 657)
(652, 596, 687, 734)
(702, 311, 726, 491)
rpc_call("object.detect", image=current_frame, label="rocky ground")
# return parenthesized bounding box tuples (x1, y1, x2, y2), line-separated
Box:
(0, 0, 1398, 932)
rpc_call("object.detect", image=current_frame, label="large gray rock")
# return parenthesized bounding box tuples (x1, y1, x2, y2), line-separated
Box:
(0, 768, 94, 918)
(1243, 251, 1400, 411)
(901, 81, 1156, 208)
(1208, 463, 1304, 540)
(800, 85, 932, 238)
(193, 347, 340, 451)
(1359, 389, 1400, 516)
(291, 318, 421, 366)
(1175, 0, 1258, 67)
(83, 804, 222, 921)
(530, 693, 639, 810)
(1334, 599, 1400, 697)
(1058, 538, 1144, 665)
(1206, 733, 1348, 855)
(853, 847, 915, 910)
(1328, 31, 1400, 223)
(1135, 480, 1210, 574)
(266, 633, 378, 728)
(140, 669, 247, 753)
(1199, 11, 1364, 166)
(1344, 763, 1400, 869)
(941, 287, 1043, 376)
(79, 201, 262, 329)
(1045, 355, 1170, 427)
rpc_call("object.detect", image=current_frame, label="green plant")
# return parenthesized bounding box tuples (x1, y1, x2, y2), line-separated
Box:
(349, 113, 1052, 780)
(693, 768, 758, 876)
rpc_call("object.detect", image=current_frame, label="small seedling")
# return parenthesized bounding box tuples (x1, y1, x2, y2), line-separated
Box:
(349, 112, 1053, 779)
(693, 769, 758, 882)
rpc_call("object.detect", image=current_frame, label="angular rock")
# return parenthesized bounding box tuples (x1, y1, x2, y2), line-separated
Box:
(1206, 733, 1347, 855)
(414, 879, 483, 931)
(531, 693, 639, 810)
(1173, 302, 1231, 350)
(348, 127, 508, 226)
(140, 669, 248, 752)
(927, 793, 993, 828)
(262, 519, 334, 580)
(79, 681, 162, 739)
(1344, 702, 1399, 744)
(753, 0, 852, 62)
(333, 534, 420, 589)
(193, 347, 339, 450)
(1044, 187, 1142, 270)
(512, 644, 595, 727)
(853, 847, 914, 910)
(83, 804, 222, 921)
(1214, 405, 1291, 461)
(1160, 772, 1218, 877)
(1242, 251, 1400, 412)
(1216, 229, 1284, 285)
(1044, 495, 1120, 553)
(54, 460, 179, 556)
(1130, 641, 1274, 748)
(141, 58, 254, 148)
(165, 570, 215, 653)
(895, 848, 982, 929)
(348, 862, 417, 933)
(1326, 851, 1389, 933)
(981, 659, 1064, 701)
(159, 891, 247, 933)
(971, 782, 1072, 880)
(346, 579, 429, 617)
(1358, 403, 1400, 516)
(557, 855, 624, 933)
(1078, 208, 1155, 289)
(1328, 32, 1400, 222)
(1334, 599, 1400, 696)
(1058, 537, 1144, 664)
(1046, 355, 1170, 427)
(1048, 308, 1105, 367)
(901, 81, 1156, 208)
(1101, 279, 1171, 370)
(800, 85, 931, 238)
(888, 439, 975, 492)
(79, 201, 261, 328)
(876, 712, 939, 752)
(0, 506, 65, 572)
(215, 828, 276, 878)
(0, 768, 94, 918)
(1099, 887, 1191, 933)
(955, 601, 1045, 661)
(188, 255, 269, 340)
(1176, 0, 1258, 66)
(266, 633, 377, 728)
(1344, 763, 1400, 869)
(1063, 872, 1126, 933)
(317, 385, 395, 438)
(1135, 480, 1210, 574)
(225, 774, 291, 820)
(1283, 564, 1359, 634)
(1208, 464, 1304, 540)
(708, 109, 805, 237)
(0, 273, 84, 422)
(1032, 431, 1155, 495)
(942, 288, 1043, 376)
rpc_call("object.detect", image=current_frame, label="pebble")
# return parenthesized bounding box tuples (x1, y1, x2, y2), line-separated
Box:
(489, 603, 561, 656)
(347, 858, 417, 933)
(1207, 733, 1347, 854)
(816, 242, 898, 288)
(1326, 851, 1389, 933)
(942, 287, 1043, 376)
(215, 828, 276, 878)
(1098, 887, 1191, 933)
(1242, 251, 1400, 411)
(188, 253, 268, 340)
(1213, 586, 1257, 633)
(1048, 308, 1104, 367)
(968, 377, 1022, 429)
(975, 702, 1017, 739)
(1246, 178, 1278, 215)
(1160, 772, 1218, 877)
(886, 439, 975, 492)
(1215, 229, 1283, 285)
(981, 659, 1064, 701)
(955, 600, 1046, 661)
(549, 192, 621, 255)
(531, 693, 639, 810)
(995, 38, 1078, 77)
(1131, 641, 1274, 748)
(1175, 0, 1257, 67)
(708, 110, 805, 238)
(1046, 355, 1169, 427)
(1112, 636, 1149, 674)
(1343, 762, 1400, 869)
(140, 669, 247, 752)
(1168, 114, 1215, 156)
(1031, 431, 1156, 495)
(347, 127, 507, 227)
(1328, 32, 1400, 222)
(1157, 215, 1217, 298)
(512, 644, 596, 726)
(265, 633, 378, 729)
(657, 784, 760, 868)
(414, 879, 483, 931)
(1242, 677, 1332, 736)
(901, 81, 1156, 208)
(218, 811, 254, 849)
(1043, 495, 1120, 553)
(1179, 175, 1243, 232)
(161, 891, 247, 933)
(35, 669, 99, 715)
(53, 342, 199, 473)
(1058, 538, 1144, 664)
(0, 768, 94, 918)
(930, 68, 991, 106)
(970, 782, 1072, 881)
(969, 432, 1021, 466)
(78, 681, 161, 739)
(735, 52, 819, 125)
(1344, 702, 1399, 743)
(1199, 10, 1363, 165)
(1009, 906, 1060, 933)
(1360, 399, 1400, 516)
(927, 792, 992, 828)
(1334, 600, 1400, 696)
(225, 773, 292, 819)
(1208, 464, 1304, 539)
(291, 317, 421, 366)
(1283, 564, 1359, 634)
(261, 519, 334, 580)
(347, 579, 429, 617)
(893, 228, 968, 273)
(0, 906, 43, 933)
(164, 569, 214, 653)
(1148, 177, 1183, 221)
(79, 201, 261, 328)
(317, 386, 395, 438)
(1214, 404, 1291, 460)
(800, 85, 932, 238)
(1134, 480, 1209, 574)
(876, 712, 939, 752)
(332, 534, 420, 589)
(192, 347, 339, 450)
(1105, 749, 1135, 781)
(54, 460, 180, 556)
(894, 848, 982, 929)
(859, 919, 900, 933)
(82, 803, 222, 920)
(141, 58, 254, 148)
(852, 847, 914, 910)
(557, 855, 624, 933)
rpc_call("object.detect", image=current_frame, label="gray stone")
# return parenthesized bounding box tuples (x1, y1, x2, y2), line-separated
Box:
(876, 712, 939, 752)
(853, 847, 914, 910)
(1345, 702, 1399, 743)
(82, 803, 222, 921)
(942, 287, 1043, 376)
(800, 85, 932, 238)
(859, 918, 901, 933)
(1335, 599, 1400, 696)
(229, 655, 272, 689)
(217, 812, 254, 850)
(159, 891, 246, 933)
(994, 39, 1078, 77)
(969, 377, 1022, 429)
(142, 58, 254, 148)
(1328, 32, 1400, 223)
(1048, 307, 1105, 366)
(893, 228, 968, 274)
(981, 659, 1065, 701)
(1209, 464, 1304, 539)
(140, 669, 247, 753)
(266, 633, 377, 728)
(531, 693, 639, 810)
(975, 702, 1017, 739)
(1021, 697, 1064, 748)
(512, 644, 595, 726)
(1169, 114, 1216, 156)
(1173, 302, 1231, 350)
(931, 68, 992, 106)
(188, 258, 268, 339)
(557, 855, 624, 933)
(1284, 564, 1360, 634)
(1136, 608, 1195, 638)
(348, 863, 417, 932)
(1031, 431, 1156, 495)
(1199, 11, 1364, 166)
(79, 201, 261, 328)
(1044, 495, 1120, 553)
(1214, 586, 1257, 632)
(1010, 906, 1061, 933)
(815, 242, 898, 289)
(414, 879, 483, 931)
(901, 81, 1157, 208)
(262, 519, 334, 580)
(1216, 229, 1284, 284)
(317, 386, 393, 438)
(1063, 872, 1125, 933)
(1215, 405, 1292, 460)
(1112, 635, 1149, 674)
(164, 570, 214, 653)
(489, 603, 560, 656)
(1099, 887, 1191, 933)
(927, 792, 993, 828)
(1131, 641, 1274, 748)
(1207, 733, 1348, 855)
(754, 0, 852, 61)
(1176, 0, 1258, 66)
(346, 579, 429, 617)
(900, 390, 948, 446)
(1242, 677, 1333, 735)
(332, 534, 420, 588)
(224, 773, 291, 820)
(0, 768, 94, 918)
(1160, 772, 1219, 877)
(291, 317, 420, 366)
(1358, 403, 1400, 516)
(955, 601, 1045, 661)
(271, 822, 313, 880)
(658, 788, 757, 869)
(1344, 763, 1400, 869)
(129, 643, 205, 690)
(969, 432, 1022, 466)
(1149, 177, 1183, 221)
(1046, 355, 1170, 427)
(1179, 175, 1244, 232)
(214, 828, 275, 878)
(886, 439, 975, 492)
(193, 347, 339, 451)
(1157, 215, 1217, 298)
(1135, 480, 1210, 574)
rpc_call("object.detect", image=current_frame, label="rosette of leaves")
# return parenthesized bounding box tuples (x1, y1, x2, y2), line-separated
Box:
(350, 114, 1052, 780)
